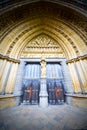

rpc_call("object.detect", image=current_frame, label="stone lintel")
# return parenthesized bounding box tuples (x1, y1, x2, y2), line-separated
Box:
(65, 93, 87, 98)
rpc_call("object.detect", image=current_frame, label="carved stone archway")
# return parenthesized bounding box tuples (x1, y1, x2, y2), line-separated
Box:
(0, 0, 87, 109)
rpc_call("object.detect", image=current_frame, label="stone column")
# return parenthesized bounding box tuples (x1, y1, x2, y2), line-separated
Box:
(14, 60, 25, 105)
(0, 60, 7, 80)
(74, 61, 85, 93)
(80, 60, 87, 79)
(82, 59, 87, 74)
(39, 59, 48, 107)
(61, 60, 73, 94)
(68, 62, 81, 93)
(39, 78, 48, 107)
(0, 61, 12, 94)
(0, 60, 7, 93)
(79, 60, 87, 92)
(5, 63, 18, 94)
(0, 59, 3, 69)
(75, 61, 86, 93)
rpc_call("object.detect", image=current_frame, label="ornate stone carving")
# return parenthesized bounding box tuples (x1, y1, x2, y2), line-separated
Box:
(0, 1, 86, 58)
(0, 1, 87, 44)
(41, 58, 46, 78)
(20, 34, 64, 58)
(24, 35, 61, 52)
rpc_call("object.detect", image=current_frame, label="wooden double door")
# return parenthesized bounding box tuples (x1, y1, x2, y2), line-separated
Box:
(22, 62, 64, 105)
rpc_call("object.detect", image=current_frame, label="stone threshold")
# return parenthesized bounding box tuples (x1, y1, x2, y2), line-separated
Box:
(0, 93, 87, 99)
(65, 93, 87, 98)
(0, 94, 14, 99)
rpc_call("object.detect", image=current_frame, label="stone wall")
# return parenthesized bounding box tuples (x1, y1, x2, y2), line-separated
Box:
(0, 55, 19, 94)
(0, 95, 16, 110)
(66, 94, 87, 109)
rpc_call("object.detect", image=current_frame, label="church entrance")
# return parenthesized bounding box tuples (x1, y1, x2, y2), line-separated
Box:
(22, 60, 64, 105)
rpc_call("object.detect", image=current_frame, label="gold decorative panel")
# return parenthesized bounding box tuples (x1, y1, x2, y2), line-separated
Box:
(21, 34, 64, 58)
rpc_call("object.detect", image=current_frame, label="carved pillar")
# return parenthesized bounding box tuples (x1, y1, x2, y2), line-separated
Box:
(75, 60, 87, 93)
(0, 59, 3, 69)
(68, 62, 81, 93)
(14, 60, 25, 105)
(80, 60, 87, 79)
(0, 60, 7, 81)
(74, 61, 85, 93)
(39, 59, 48, 107)
(82, 59, 87, 74)
(82, 59, 87, 92)
(5, 63, 18, 94)
(61, 60, 73, 93)
(0, 61, 12, 94)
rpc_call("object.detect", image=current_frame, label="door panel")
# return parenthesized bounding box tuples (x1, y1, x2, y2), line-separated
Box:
(46, 63, 64, 104)
(23, 79, 40, 104)
(22, 63, 40, 104)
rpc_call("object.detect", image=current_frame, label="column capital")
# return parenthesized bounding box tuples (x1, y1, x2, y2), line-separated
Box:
(0, 53, 20, 63)
(66, 54, 87, 64)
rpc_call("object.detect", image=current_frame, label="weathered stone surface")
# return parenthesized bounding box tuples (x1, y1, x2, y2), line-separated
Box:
(0, 104, 87, 130)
